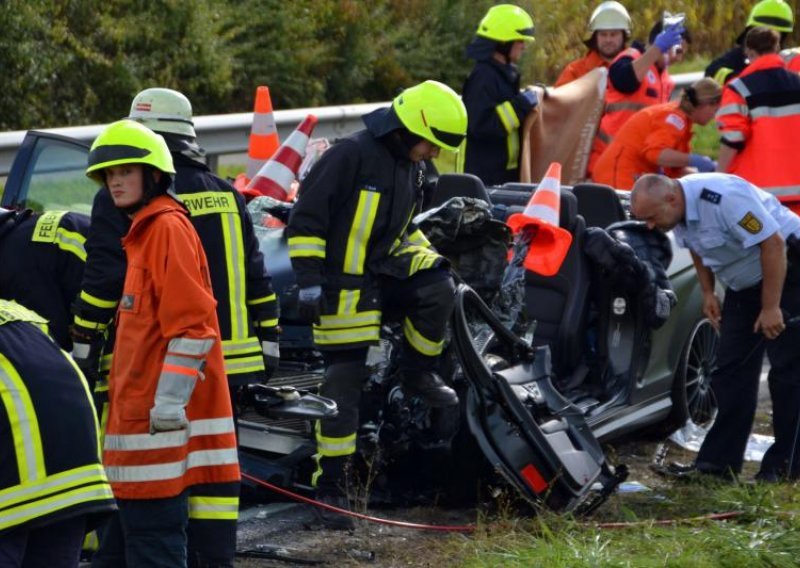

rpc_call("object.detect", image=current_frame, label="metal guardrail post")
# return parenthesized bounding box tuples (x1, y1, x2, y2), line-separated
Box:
(0, 73, 703, 178)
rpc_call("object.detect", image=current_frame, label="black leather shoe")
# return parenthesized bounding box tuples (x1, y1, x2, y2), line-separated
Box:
(313, 493, 356, 531)
(401, 370, 459, 408)
(651, 461, 737, 482)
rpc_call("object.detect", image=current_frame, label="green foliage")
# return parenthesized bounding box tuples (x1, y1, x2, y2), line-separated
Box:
(448, 482, 800, 568)
(1, 1, 798, 129)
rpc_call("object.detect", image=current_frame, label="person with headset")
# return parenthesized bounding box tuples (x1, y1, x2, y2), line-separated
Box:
(593, 77, 721, 190)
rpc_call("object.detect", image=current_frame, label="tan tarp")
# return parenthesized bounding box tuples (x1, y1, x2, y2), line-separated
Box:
(520, 68, 607, 185)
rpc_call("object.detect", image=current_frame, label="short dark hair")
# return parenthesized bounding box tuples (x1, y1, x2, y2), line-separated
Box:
(745, 26, 780, 55)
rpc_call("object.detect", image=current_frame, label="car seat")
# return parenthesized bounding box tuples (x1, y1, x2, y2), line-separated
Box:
(572, 183, 626, 229)
(522, 189, 591, 387)
(428, 173, 491, 209)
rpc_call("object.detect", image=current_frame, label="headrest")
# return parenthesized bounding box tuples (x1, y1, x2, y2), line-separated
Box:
(430, 173, 491, 209)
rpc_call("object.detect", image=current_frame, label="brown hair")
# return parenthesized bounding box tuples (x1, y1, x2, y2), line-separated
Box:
(745, 26, 780, 55)
(679, 77, 722, 112)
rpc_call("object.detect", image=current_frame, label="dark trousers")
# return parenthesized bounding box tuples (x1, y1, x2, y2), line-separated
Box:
(696, 272, 800, 477)
(92, 492, 189, 568)
(187, 483, 239, 568)
(314, 269, 455, 491)
(0, 516, 85, 568)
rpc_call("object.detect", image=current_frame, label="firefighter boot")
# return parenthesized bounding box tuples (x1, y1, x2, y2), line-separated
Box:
(313, 456, 355, 531)
(401, 370, 459, 408)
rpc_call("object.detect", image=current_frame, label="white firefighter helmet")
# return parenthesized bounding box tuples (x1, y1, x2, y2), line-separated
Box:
(589, 1, 631, 33)
(128, 87, 196, 138)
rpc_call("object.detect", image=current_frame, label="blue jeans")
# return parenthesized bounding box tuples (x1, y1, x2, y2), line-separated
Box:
(0, 515, 85, 568)
(92, 492, 188, 568)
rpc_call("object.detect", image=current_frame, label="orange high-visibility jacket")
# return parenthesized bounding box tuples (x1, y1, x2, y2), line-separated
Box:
(555, 50, 608, 87)
(103, 195, 239, 500)
(717, 54, 800, 196)
(593, 101, 691, 190)
(587, 47, 673, 177)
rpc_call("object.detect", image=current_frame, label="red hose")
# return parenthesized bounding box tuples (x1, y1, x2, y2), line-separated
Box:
(241, 471, 477, 533)
(242, 472, 748, 533)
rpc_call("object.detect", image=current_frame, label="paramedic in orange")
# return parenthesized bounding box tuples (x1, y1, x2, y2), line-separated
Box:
(717, 26, 800, 197)
(86, 120, 239, 568)
(593, 78, 721, 190)
(555, 1, 631, 87)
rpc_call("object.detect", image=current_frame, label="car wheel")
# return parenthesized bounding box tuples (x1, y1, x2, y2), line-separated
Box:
(665, 318, 719, 431)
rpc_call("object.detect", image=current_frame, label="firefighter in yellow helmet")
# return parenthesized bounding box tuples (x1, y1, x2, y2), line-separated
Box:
(286, 80, 466, 529)
(705, 0, 795, 85)
(86, 120, 240, 567)
(462, 4, 538, 185)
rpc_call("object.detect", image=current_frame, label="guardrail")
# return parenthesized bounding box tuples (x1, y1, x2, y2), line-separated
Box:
(0, 72, 703, 177)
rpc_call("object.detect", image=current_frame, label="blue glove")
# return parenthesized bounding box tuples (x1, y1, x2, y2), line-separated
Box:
(653, 24, 684, 54)
(297, 285, 322, 325)
(688, 153, 716, 173)
(521, 88, 538, 107)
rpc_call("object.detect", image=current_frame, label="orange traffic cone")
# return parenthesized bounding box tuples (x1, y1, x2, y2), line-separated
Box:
(245, 86, 281, 180)
(506, 162, 573, 276)
(245, 114, 318, 201)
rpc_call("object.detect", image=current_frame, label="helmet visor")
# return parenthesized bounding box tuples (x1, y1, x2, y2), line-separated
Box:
(516, 26, 535, 39)
(88, 144, 151, 169)
(754, 15, 793, 29)
(430, 127, 465, 150)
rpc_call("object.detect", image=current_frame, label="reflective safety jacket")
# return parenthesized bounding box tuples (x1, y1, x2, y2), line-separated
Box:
(588, 47, 672, 176)
(717, 54, 800, 196)
(782, 47, 800, 73)
(287, 120, 445, 350)
(103, 195, 239, 500)
(555, 50, 609, 87)
(462, 59, 536, 185)
(593, 101, 692, 190)
(0, 300, 115, 535)
(73, 153, 278, 386)
(0, 209, 88, 350)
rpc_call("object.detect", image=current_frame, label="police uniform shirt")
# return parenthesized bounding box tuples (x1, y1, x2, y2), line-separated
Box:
(673, 173, 800, 291)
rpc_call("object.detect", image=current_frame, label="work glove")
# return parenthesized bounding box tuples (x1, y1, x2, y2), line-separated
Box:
(297, 285, 323, 325)
(653, 24, 684, 54)
(688, 153, 717, 173)
(150, 366, 204, 434)
(257, 327, 281, 381)
(521, 88, 539, 108)
(70, 326, 104, 390)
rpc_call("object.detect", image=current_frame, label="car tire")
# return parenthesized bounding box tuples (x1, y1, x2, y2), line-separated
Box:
(662, 318, 719, 433)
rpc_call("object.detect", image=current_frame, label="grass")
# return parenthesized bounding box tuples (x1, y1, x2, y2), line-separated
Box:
(442, 480, 799, 567)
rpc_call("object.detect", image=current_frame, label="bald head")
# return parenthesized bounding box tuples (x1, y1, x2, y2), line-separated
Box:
(630, 174, 684, 232)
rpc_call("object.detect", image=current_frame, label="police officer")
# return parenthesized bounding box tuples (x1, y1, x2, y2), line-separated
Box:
(631, 173, 800, 481)
(705, 0, 794, 85)
(462, 4, 538, 185)
(0, 300, 116, 567)
(0, 208, 89, 351)
(287, 80, 466, 528)
(72, 88, 274, 568)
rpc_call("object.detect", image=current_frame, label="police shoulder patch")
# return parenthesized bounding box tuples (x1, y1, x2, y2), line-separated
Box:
(738, 211, 763, 234)
(700, 188, 722, 204)
(665, 113, 685, 130)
